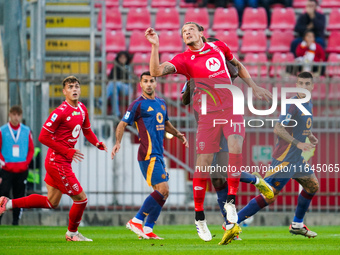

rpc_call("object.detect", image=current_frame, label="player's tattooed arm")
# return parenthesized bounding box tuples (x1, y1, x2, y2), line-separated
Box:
(274, 123, 315, 151)
(230, 57, 272, 102)
(111, 121, 128, 159)
(161, 63, 176, 75)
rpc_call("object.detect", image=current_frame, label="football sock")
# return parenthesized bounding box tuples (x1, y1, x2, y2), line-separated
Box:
(215, 181, 228, 222)
(291, 222, 304, 229)
(143, 226, 153, 234)
(240, 172, 257, 184)
(237, 195, 268, 224)
(68, 198, 88, 232)
(12, 194, 54, 209)
(66, 230, 78, 236)
(193, 173, 208, 213)
(145, 191, 165, 229)
(227, 194, 236, 204)
(136, 191, 165, 223)
(227, 153, 242, 195)
(195, 210, 205, 221)
(293, 189, 315, 223)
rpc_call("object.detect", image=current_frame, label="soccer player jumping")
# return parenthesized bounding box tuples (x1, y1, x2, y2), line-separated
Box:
(145, 23, 273, 244)
(235, 72, 319, 241)
(111, 71, 188, 240)
(0, 76, 107, 241)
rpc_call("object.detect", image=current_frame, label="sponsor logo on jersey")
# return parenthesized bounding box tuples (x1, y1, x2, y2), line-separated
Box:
(72, 111, 81, 116)
(194, 186, 204, 190)
(72, 124, 81, 138)
(124, 111, 130, 119)
(46, 122, 52, 127)
(199, 142, 205, 150)
(51, 113, 58, 122)
(191, 55, 195, 60)
(199, 49, 211, 54)
(206, 57, 220, 72)
(147, 106, 154, 112)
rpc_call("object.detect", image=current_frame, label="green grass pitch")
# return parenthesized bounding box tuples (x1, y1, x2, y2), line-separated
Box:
(1, 225, 340, 255)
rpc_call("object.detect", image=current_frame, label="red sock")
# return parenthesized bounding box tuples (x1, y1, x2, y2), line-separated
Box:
(193, 171, 209, 212)
(68, 198, 88, 232)
(12, 194, 54, 209)
(228, 153, 243, 195)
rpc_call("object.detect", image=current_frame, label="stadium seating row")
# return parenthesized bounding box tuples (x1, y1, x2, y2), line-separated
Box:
(98, 7, 340, 32)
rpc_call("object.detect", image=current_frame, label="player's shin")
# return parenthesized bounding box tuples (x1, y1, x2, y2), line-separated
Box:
(144, 191, 166, 234)
(227, 153, 242, 201)
(237, 195, 268, 224)
(193, 172, 209, 220)
(214, 181, 228, 222)
(68, 198, 88, 232)
(292, 189, 315, 226)
(12, 194, 55, 209)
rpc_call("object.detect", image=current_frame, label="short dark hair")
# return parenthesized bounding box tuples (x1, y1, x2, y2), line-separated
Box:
(207, 37, 219, 42)
(9, 105, 23, 115)
(308, 0, 318, 5)
(62, 75, 80, 88)
(182, 22, 207, 43)
(140, 71, 156, 81)
(298, 71, 313, 81)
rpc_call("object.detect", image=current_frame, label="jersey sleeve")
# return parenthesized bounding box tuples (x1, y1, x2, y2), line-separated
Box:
(163, 100, 169, 122)
(80, 103, 91, 129)
(122, 100, 140, 126)
(215, 41, 234, 61)
(278, 103, 298, 125)
(42, 108, 64, 133)
(167, 53, 188, 76)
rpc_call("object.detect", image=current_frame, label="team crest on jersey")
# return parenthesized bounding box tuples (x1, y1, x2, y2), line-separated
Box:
(274, 181, 280, 187)
(72, 183, 79, 192)
(191, 55, 195, 60)
(199, 49, 211, 54)
(199, 142, 205, 150)
(72, 111, 80, 116)
(51, 113, 58, 122)
(161, 105, 165, 111)
(46, 122, 52, 127)
(206, 57, 220, 72)
(72, 124, 81, 138)
(156, 112, 163, 123)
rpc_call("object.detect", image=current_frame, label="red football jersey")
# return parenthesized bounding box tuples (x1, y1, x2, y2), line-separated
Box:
(168, 41, 235, 113)
(42, 101, 91, 163)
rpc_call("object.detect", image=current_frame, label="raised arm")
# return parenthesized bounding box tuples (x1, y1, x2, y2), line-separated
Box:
(274, 122, 315, 151)
(145, 27, 176, 77)
(111, 121, 128, 159)
(165, 121, 189, 148)
(230, 57, 272, 102)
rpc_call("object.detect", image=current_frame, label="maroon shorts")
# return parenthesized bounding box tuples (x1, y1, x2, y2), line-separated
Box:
(196, 108, 245, 154)
(44, 161, 83, 196)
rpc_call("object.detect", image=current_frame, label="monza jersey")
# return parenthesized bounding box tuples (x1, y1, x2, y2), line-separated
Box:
(168, 41, 234, 113)
(272, 95, 313, 163)
(122, 95, 169, 161)
(43, 101, 91, 163)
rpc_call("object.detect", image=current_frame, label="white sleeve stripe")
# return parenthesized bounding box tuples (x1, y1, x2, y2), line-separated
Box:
(42, 126, 54, 133)
(82, 126, 91, 129)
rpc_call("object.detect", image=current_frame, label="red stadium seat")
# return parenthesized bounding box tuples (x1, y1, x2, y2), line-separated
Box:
(106, 30, 126, 53)
(327, 8, 340, 31)
(241, 7, 268, 30)
(268, 30, 294, 53)
(132, 52, 151, 76)
(327, 53, 340, 77)
(179, 0, 196, 8)
(151, 0, 177, 8)
(293, 0, 305, 8)
(122, 0, 148, 8)
(160, 52, 179, 63)
(126, 8, 151, 31)
(159, 31, 183, 53)
(106, 52, 117, 76)
(155, 8, 180, 31)
(270, 52, 294, 77)
(95, 0, 119, 8)
(184, 8, 210, 32)
(311, 79, 327, 100)
(240, 30, 267, 53)
(269, 8, 295, 31)
(163, 76, 186, 100)
(214, 30, 239, 52)
(97, 8, 122, 31)
(326, 31, 340, 53)
(129, 30, 151, 53)
(329, 80, 340, 100)
(321, 0, 340, 8)
(212, 7, 238, 31)
(243, 53, 268, 77)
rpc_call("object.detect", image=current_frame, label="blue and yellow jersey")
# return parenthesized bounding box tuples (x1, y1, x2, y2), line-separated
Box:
(272, 95, 313, 163)
(122, 95, 169, 161)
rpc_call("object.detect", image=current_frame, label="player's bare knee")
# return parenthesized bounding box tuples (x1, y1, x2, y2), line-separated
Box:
(49, 200, 60, 208)
(211, 178, 225, 189)
(265, 194, 279, 204)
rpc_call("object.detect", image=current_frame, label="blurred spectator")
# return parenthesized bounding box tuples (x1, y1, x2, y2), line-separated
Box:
(295, 30, 325, 74)
(107, 51, 133, 117)
(234, 0, 258, 25)
(290, 0, 325, 56)
(260, 0, 292, 26)
(199, 0, 229, 7)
